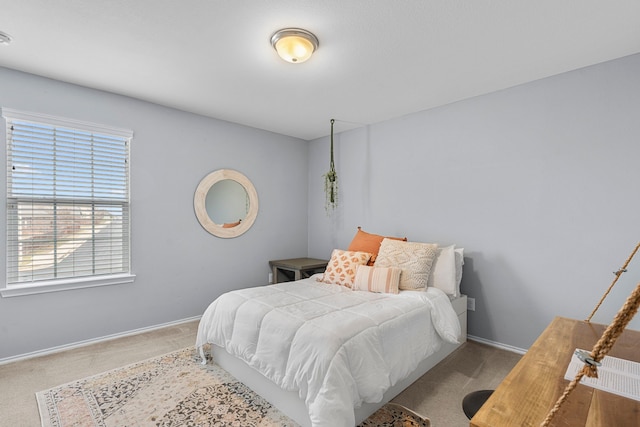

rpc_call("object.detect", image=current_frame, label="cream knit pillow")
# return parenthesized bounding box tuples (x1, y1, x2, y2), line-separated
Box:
(374, 238, 438, 290)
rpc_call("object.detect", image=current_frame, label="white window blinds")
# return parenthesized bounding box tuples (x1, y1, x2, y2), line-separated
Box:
(4, 109, 132, 286)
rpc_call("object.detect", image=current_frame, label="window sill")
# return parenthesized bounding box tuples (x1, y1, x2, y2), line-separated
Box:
(0, 273, 136, 298)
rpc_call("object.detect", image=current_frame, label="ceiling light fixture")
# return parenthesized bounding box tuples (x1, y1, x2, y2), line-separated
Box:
(0, 31, 12, 45)
(270, 28, 319, 64)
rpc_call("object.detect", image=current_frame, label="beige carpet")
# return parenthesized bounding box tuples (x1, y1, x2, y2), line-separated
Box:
(35, 346, 429, 427)
(392, 339, 522, 426)
(0, 320, 520, 427)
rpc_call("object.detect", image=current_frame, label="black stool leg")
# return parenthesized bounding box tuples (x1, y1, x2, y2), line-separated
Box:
(462, 390, 494, 420)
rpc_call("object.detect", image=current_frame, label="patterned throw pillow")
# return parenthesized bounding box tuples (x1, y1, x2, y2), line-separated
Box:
(374, 239, 438, 290)
(353, 265, 401, 294)
(319, 249, 373, 288)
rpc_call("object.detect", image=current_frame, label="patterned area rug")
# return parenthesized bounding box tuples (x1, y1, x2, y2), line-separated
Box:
(36, 347, 430, 427)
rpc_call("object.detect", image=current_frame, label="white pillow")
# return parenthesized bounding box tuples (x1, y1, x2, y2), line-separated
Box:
(454, 247, 464, 296)
(427, 245, 457, 295)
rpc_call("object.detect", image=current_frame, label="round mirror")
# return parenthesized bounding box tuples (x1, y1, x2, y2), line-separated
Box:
(194, 169, 259, 238)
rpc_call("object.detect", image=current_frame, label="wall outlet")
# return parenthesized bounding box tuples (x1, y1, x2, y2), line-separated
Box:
(268, 272, 273, 284)
(467, 297, 476, 311)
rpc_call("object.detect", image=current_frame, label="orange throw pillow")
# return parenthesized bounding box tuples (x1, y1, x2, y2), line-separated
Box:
(347, 226, 407, 265)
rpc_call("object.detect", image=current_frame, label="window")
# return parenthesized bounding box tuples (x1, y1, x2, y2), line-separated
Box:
(2, 109, 134, 297)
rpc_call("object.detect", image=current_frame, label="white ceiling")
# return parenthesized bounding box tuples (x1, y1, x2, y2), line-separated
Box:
(1, 1, 639, 140)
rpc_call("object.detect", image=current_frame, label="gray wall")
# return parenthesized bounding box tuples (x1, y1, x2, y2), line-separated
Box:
(307, 53, 640, 350)
(0, 67, 309, 359)
(2, 53, 639, 360)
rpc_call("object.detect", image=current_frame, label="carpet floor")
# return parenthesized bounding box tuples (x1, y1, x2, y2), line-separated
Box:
(0, 320, 521, 427)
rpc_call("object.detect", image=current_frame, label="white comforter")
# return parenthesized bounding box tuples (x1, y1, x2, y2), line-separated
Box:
(195, 276, 461, 427)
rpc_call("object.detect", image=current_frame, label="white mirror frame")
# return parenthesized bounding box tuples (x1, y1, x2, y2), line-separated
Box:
(194, 169, 259, 238)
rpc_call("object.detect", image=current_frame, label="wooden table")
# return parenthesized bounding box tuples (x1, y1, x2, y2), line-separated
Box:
(269, 258, 328, 284)
(471, 316, 640, 427)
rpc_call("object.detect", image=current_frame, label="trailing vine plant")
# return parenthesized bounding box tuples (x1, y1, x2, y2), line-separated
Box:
(323, 118, 338, 213)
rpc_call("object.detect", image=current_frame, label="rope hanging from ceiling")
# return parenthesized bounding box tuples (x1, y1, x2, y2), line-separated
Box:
(324, 118, 338, 213)
(585, 242, 640, 323)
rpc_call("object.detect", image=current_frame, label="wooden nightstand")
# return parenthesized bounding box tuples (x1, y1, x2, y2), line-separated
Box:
(269, 258, 329, 284)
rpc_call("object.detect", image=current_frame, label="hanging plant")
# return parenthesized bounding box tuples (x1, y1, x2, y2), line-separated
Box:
(323, 118, 338, 213)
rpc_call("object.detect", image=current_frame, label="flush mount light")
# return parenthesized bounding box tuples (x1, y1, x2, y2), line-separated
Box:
(270, 28, 319, 64)
(0, 31, 12, 45)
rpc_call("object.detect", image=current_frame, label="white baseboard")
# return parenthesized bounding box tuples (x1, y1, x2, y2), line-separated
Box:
(0, 316, 201, 365)
(2, 320, 525, 366)
(468, 334, 527, 355)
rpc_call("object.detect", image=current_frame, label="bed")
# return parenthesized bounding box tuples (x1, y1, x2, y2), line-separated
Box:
(196, 232, 467, 427)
